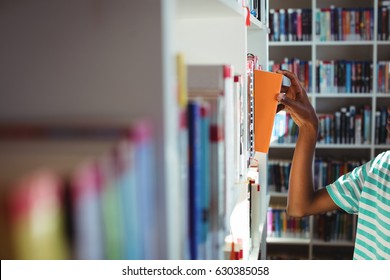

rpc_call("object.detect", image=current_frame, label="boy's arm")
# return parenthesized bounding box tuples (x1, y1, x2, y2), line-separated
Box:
(276, 70, 340, 217)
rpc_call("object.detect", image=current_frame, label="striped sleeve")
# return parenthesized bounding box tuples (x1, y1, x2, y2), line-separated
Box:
(326, 160, 370, 214)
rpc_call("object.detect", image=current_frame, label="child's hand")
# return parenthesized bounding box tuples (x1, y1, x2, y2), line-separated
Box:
(275, 69, 318, 132)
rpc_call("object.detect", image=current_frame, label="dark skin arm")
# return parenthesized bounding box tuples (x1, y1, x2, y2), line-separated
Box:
(275, 69, 340, 217)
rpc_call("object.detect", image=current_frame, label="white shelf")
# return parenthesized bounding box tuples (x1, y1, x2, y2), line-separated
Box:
(267, 237, 311, 244)
(311, 239, 355, 247)
(176, 0, 243, 19)
(314, 40, 375, 46)
(315, 144, 372, 149)
(269, 192, 288, 198)
(248, 246, 260, 260)
(249, 15, 268, 30)
(315, 93, 374, 98)
(269, 41, 312, 46)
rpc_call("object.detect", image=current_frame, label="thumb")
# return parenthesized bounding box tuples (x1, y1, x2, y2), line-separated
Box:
(276, 93, 296, 110)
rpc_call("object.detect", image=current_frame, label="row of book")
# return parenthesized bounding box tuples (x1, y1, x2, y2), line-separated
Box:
(269, 58, 312, 92)
(267, 160, 291, 194)
(269, 5, 390, 42)
(269, 8, 312, 42)
(0, 121, 159, 260)
(273, 105, 390, 145)
(317, 105, 372, 145)
(316, 60, 373, 94)
(185, 63, 254, 259)
(314, 158, 367, 191)
(316, 7, 374, 41)
(184, 62, 276, 259)
(378, 61, 390, 93)
(312, 211, 355, 242)
(268, 157, 367, 194)
(267, 208, 310, 238)
(269, 58, 390, 94)
(272, 111, 299, 144)
(186, 86, 229, 260)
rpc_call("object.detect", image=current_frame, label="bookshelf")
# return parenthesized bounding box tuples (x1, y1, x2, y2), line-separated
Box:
(0, 0, 270, 260)
(267, 0, 390, 259)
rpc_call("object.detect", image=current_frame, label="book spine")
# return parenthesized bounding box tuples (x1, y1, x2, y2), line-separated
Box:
(187, 101, 203, 260)
(279, 9, 286, 42)
(355, 113, 362, 144)
(297, 9, 302, 41)
(363, 105, 372, 145)
(200, 103, 211, 260)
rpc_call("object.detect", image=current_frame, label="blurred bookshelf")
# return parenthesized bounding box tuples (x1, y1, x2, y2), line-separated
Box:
(0, 0, 271, 260)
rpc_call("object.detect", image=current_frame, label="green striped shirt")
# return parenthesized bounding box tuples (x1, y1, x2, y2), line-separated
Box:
(326, 151, 390, 260)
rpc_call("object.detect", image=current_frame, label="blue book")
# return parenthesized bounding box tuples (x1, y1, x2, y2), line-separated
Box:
(346, 61, 352, 93)
(274, 209, 281, 237)
(187, 101, 203, 260)
(364, 106, 371, 144)
(132, 121, 157, 259)
(118, 141, 141, 259)
(187, 64, 231, 260)
(279, 9, 286, 41)
(200, 103, 210, 259)
(71, 162, 105, 260)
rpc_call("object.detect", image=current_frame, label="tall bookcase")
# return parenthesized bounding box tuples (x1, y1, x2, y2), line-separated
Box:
(0, 0, 270, 260)
(267, 0, 390, 259)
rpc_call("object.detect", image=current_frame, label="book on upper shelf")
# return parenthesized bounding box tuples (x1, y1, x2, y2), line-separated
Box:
(269, 58, 312, 93)
(269, 8, 312, 42)
(378, 1, 390, 40)
(315, 6, 374, 42)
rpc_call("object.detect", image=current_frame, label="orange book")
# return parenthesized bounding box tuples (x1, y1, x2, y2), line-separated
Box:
(253, 70, 283, 153)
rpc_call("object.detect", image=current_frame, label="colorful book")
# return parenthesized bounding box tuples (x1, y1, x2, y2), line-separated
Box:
(0, 120, 156, 260)
(187, 100, 203, 260)
(187, 64, 233, 259)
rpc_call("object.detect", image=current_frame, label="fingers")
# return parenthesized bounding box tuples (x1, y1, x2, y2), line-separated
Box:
(276, 93, 292, 107)
(280, 85, 289, 93)
(276, 69, 304, 91)
(276, 69, 298, 83)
